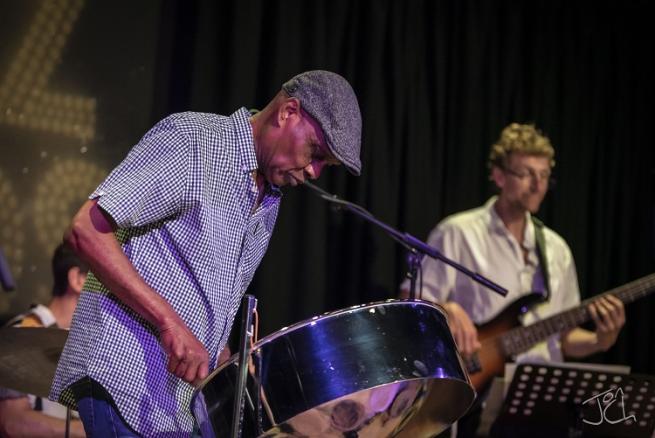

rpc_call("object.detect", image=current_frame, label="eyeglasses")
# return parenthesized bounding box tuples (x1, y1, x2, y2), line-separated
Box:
(503, 167, 554, 185)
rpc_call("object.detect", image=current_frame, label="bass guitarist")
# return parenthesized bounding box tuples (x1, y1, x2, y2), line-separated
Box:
(400, 123, 625, 437)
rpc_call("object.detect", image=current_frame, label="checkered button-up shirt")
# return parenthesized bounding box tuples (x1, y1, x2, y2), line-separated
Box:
(50, 108, 281, 436)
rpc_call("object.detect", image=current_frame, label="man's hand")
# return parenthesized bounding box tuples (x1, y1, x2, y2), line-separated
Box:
(588, 295, 625, 352)
(442, 301, 481, 358)
(159, 319, 209, 387)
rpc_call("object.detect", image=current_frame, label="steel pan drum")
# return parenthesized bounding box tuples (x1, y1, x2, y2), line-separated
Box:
(192, 299, 475, 437)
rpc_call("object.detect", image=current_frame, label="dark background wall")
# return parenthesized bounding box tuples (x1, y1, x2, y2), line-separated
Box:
(1, 0, 653, 373)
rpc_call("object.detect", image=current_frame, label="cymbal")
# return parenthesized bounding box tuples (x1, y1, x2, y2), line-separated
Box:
(0, 327, 68, 398)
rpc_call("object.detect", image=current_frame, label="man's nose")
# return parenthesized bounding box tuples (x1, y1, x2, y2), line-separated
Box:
(531, 176, 547, 191)
(304, 162, 323, 180)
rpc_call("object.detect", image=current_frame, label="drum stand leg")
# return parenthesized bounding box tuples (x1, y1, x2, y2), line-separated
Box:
(65, 407, 71, 438)
(405, 249, 422, 300)
(231, 295, 258, 438)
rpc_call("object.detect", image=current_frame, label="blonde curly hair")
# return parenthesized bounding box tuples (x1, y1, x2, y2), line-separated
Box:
(488, 123, 555, 169)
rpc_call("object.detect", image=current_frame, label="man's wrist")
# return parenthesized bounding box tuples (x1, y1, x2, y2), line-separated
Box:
(595, 332, 615, 353)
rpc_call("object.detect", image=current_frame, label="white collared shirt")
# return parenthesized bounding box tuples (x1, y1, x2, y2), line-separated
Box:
(402, 197, 580, 362)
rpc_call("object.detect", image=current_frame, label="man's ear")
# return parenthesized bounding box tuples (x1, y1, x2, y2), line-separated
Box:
(278, 97, 301, 126)
(67, 266, 87, 295)
(490, 165, 505, 190)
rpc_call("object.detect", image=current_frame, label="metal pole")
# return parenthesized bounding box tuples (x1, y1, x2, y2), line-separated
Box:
(231, 294, 257, 438)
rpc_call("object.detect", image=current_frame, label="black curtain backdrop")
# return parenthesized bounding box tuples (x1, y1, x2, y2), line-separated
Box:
(162, 0, 654, 372)
(1, 0, 653, 374)
(152, 0, 655, 372)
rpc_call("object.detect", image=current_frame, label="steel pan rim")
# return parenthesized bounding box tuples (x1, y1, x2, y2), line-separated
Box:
(252, 299, 445, 347)
(192, 299, 448, 393)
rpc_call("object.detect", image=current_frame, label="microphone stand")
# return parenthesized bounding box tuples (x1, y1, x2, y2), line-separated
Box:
(303, 181, 508, 299)
(405, 249, 423, 299)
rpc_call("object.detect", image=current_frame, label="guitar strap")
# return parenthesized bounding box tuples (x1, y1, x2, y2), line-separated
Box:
(532, 216, 552, 301)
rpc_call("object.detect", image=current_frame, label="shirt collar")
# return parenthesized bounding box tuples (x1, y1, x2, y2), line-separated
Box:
(484, 196, 536, 249)
(232, 107, 282, 197)
(233, 107, 259, 174)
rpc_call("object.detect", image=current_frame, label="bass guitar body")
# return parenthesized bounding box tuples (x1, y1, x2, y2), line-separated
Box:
(467, 294, 544, 392)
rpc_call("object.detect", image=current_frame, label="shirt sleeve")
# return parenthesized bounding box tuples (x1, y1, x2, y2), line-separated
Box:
(547, 230, 581, 312)
(559, 246, 581, 310)
(92, 117, 190, 228)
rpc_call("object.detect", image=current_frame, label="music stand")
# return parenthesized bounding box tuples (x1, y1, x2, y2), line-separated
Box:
(490, 363, 655, 438)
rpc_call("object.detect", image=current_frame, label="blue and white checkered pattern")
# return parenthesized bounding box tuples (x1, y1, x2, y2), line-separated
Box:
(49, 108, 281, 436)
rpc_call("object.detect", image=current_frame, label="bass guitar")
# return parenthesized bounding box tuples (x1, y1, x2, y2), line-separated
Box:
(466, 273, 655, 392)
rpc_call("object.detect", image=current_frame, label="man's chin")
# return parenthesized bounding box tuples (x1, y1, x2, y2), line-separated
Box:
(525, 199, 544, 214)
(261, 170, 286, 187)
(268, 175, 293, 187)
(283, 173, 305, 187)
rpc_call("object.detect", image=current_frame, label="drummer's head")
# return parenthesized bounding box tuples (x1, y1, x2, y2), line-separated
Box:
(52, 243, 88, 297)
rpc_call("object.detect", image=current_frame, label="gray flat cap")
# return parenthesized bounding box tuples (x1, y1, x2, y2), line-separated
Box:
(282, 70, 362, 175)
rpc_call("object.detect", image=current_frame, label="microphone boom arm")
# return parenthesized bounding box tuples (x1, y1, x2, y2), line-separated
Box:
(303, 181, 508, 298)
